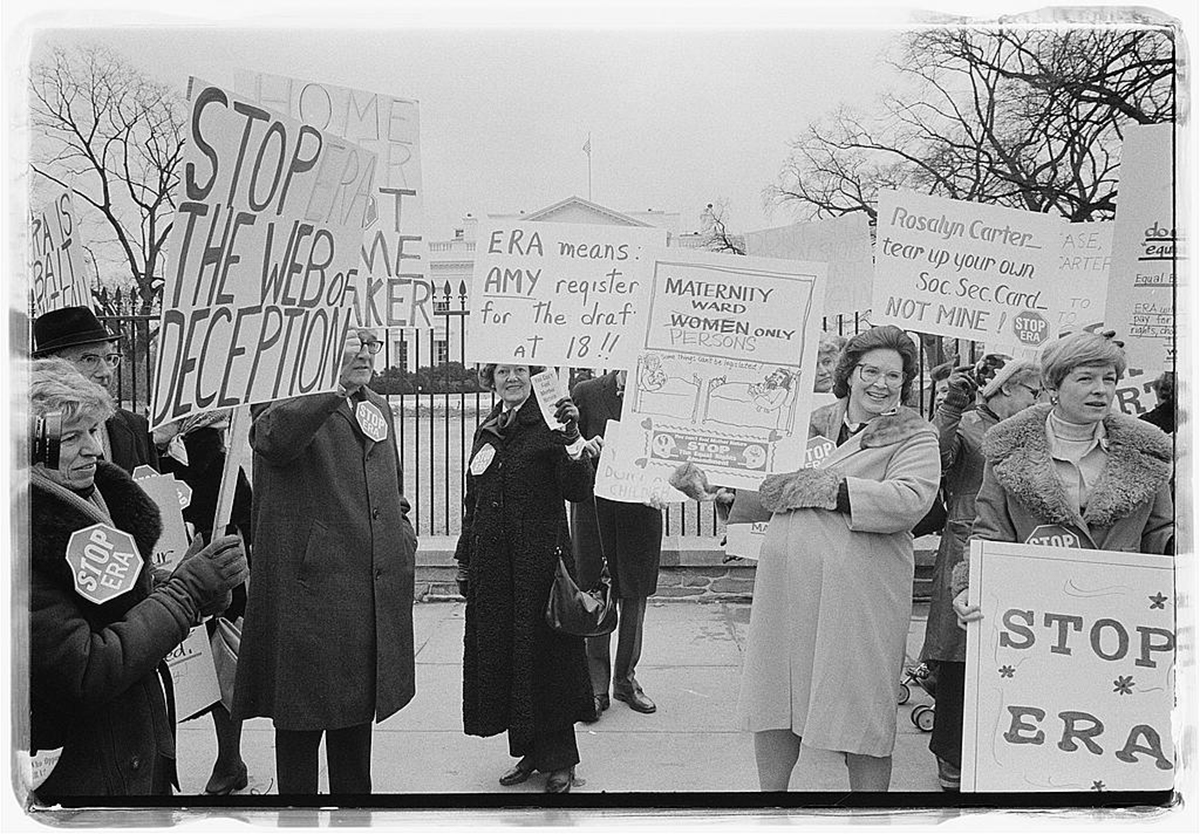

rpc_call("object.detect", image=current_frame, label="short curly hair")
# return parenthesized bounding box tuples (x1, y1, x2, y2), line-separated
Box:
(1040, 331, 1127, 391)
(477, 363, 547, 391)
(831, 325, 919, 402)
(29, 357, 114, 427)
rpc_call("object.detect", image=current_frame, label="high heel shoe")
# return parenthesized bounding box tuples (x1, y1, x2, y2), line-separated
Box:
(498, 757, 536, 786)
(544, 767, 574, 794)
(204, 760, 249, 795)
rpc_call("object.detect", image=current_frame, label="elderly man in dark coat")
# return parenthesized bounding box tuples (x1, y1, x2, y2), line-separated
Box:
(233, 328, 417, 795)
(33, 306, 159, 473)
(569, 369, 662, 716)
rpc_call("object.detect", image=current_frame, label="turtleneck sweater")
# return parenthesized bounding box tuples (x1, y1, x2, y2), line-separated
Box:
(1046, 409, 1108, 516)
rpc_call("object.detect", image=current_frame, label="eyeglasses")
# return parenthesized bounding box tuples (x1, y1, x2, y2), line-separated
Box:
(76, 352, 122, 369)
(1017, 383, 1042, 398)
(855, 364, 904, 388)
(348, 338, 384, 356)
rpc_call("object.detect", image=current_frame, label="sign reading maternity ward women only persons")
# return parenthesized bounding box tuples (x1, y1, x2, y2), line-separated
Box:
(962, 540, 1175, 792)
(150, 78, 376, 430)
(611, 249, 825, 492)
(234, 70, 431, 329)
(464, 220, 668, 367)
(873, 189, 1066, 352)
(29, 185, 92, 315)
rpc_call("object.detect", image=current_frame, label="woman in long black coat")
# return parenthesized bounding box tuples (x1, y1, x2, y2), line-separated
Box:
(454, 363, 595, 793)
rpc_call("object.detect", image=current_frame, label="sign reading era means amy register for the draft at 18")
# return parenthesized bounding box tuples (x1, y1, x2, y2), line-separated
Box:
(872, 189, 1067, 352)
(150, 78, 377, 431)
(464, 220, 668, 367)
(234, 69, 432, 330)
(962, 540, 1175, 792)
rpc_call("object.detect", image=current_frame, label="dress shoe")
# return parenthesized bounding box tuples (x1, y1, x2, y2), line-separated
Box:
(613, 686, 656, 714)
(204, 760, 249, 795)
(498, 757, 536, 786)
(544, 767, 574, 794)
(581, 693, 610, 724)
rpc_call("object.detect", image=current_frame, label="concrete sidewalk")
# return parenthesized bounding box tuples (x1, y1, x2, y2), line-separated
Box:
(175, 601, 942, 794)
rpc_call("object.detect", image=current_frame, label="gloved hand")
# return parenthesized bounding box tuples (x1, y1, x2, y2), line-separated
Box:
(167, 533, 248, 617)
(554, 397, 581, 444)
(942, 369, 978, 410)
(455, 563, 469, 598)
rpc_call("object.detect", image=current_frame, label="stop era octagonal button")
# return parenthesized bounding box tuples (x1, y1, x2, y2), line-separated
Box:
(65, 523, 144, 604)
(1025, 524, 1083, 548)
(1012, 310, 1049, 346)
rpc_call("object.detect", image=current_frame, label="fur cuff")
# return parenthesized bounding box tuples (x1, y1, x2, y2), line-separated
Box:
(759, 467, 841, 513)
(951, 559, 970, 598)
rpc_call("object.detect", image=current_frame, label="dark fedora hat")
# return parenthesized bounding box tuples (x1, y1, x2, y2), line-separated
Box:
(33, 306, 117, 357)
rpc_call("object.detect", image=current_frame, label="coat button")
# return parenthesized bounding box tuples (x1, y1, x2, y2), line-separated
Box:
(375, 568, 383, 579)
(491, 501, 500, 508)
(372, 507, 380, 519)
(130, 755, 141, 771)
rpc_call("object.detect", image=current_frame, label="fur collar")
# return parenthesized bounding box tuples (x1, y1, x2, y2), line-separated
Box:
(810, 400, 936, 448)
(983, 403, 1172, 530)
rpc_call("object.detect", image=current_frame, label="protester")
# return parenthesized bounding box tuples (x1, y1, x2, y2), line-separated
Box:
(953, 331, 1174, 623)
(28, 358, 247, 797)
(814, 332, 847, 395)
(154, 410, 253, 794)
(918, 357, 1041, 791)
(33, 306, 158, 472)
(570, 368, 661, 718)
(233, 328, 417, 795)
(927, 360, 954, 415)
(1140, 369, 1175, 434)
(455, 363, 595, 793)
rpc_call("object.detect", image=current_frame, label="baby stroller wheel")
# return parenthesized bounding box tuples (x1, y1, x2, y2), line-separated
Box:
(898, 682, 911, 705)
(912, 704, 935, 732)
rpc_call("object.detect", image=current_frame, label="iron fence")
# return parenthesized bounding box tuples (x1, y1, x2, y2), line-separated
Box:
(99, 290, 983, 538)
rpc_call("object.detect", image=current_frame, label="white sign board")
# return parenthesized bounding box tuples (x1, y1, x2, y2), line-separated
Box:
(29, 186, 91, 314)
(167, 625, 221, 722)
(531, 367, 570, 431)
(133, 473, 192, 572)
(234, 70, 431, 330)
(465, 221, 668, 366)
(613, 249, 825, 491)
(743, 214, 873, 318)
(962, 540, 1175, 792)
(1105, 124, 1178, 416)
(593, 419, 688, 505)
(872, 189, 1066, 351)
(150, 78, 376, 430)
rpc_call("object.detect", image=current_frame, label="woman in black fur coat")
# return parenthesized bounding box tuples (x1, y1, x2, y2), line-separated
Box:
(27, 359, 246, 798)
(454, 363, 595, 793)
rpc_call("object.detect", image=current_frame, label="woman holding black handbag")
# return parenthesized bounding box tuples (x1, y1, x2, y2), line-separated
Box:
(454, 363, 596, 793)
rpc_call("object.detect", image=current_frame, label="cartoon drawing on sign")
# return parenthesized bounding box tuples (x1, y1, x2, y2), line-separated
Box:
(703, 368, 799, 432)
(633, 354, 702, 422)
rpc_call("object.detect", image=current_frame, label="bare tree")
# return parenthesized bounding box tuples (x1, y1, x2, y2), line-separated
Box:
(30, 44, 185, 313)
(700, 200, 746, 255)
(768, 25, 1175, 223)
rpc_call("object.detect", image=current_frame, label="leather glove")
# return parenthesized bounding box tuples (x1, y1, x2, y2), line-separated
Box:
(455, 563, 469, 598)
(554, 397, 582, 444)
(167, 533, 248, 617)
(942, 370, 978, 411)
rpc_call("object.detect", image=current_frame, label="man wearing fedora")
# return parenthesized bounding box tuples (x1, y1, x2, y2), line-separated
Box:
(32, 306, 159, 474)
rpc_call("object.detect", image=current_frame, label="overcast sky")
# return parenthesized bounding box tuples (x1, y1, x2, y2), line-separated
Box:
(29, 23, 900, 241)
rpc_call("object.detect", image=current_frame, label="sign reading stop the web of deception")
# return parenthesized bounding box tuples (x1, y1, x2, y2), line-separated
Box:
(65, 523, 144, 604)
(962, 540, 1175, 792)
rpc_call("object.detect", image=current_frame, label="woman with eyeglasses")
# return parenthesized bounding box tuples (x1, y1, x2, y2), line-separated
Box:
(233, 328, 418, 795)
(917, 356, 1040, 791)
(952, 331, 1173, 630)
(732, 325, 941, 791)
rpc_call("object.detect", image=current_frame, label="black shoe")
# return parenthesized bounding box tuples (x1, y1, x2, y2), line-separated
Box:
(204, 761, 248, 795)
(613, 687, 656, 714)
(498, 757, 536, 786)
(582, 693, 609, 724)
(544, 767, 574, 794)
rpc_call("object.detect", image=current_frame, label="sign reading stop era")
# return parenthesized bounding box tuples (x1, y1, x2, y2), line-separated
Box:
(1012, 310, 1050, 347)
(1025, 524, 1085, 549)
(65, 523, 144, 604)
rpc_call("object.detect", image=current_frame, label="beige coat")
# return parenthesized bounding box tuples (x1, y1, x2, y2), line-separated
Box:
(738, 401, 940, 756)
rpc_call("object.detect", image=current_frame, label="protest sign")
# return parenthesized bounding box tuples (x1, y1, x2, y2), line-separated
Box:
(724, 436, 836, 559)
(612, 249, 825, 491)
(29, 185, 91, 314)
(1105, 124, 1178, 416)
(593, 419, 688, 505)
(962, 540, 1175, 792)
(167, 626, 221, 721)
(531, 367, 570, 431)
(131, 473, 192, 572)
(743, 214, 872, 318)
(464, 221, 668, 366)
(234, 70, 431, 329)
(150, 78, 376, 431)
(872, 189, 1066, 351)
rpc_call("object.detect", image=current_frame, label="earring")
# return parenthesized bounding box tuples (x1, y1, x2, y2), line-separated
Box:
(1049, 394, 1059, 406)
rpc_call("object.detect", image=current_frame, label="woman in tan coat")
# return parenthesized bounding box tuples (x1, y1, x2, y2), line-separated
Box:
(667, 327, 942, 791)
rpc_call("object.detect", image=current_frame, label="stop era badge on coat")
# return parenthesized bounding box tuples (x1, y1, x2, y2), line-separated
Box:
(470, 444, 496, 476)
(65, 523, 143, 604)
(356, 400, 389, 442)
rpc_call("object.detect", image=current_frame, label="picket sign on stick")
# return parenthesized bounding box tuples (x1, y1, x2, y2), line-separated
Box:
(211, 406, 251, 542)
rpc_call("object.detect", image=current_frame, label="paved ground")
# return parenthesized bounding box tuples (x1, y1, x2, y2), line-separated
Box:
(176, 600, 943, 796)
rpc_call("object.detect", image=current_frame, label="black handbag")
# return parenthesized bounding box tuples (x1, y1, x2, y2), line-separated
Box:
(545, 549, 618, 637)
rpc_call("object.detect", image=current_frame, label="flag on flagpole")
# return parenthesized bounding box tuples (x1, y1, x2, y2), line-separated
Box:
(583, 136, 591, 155)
